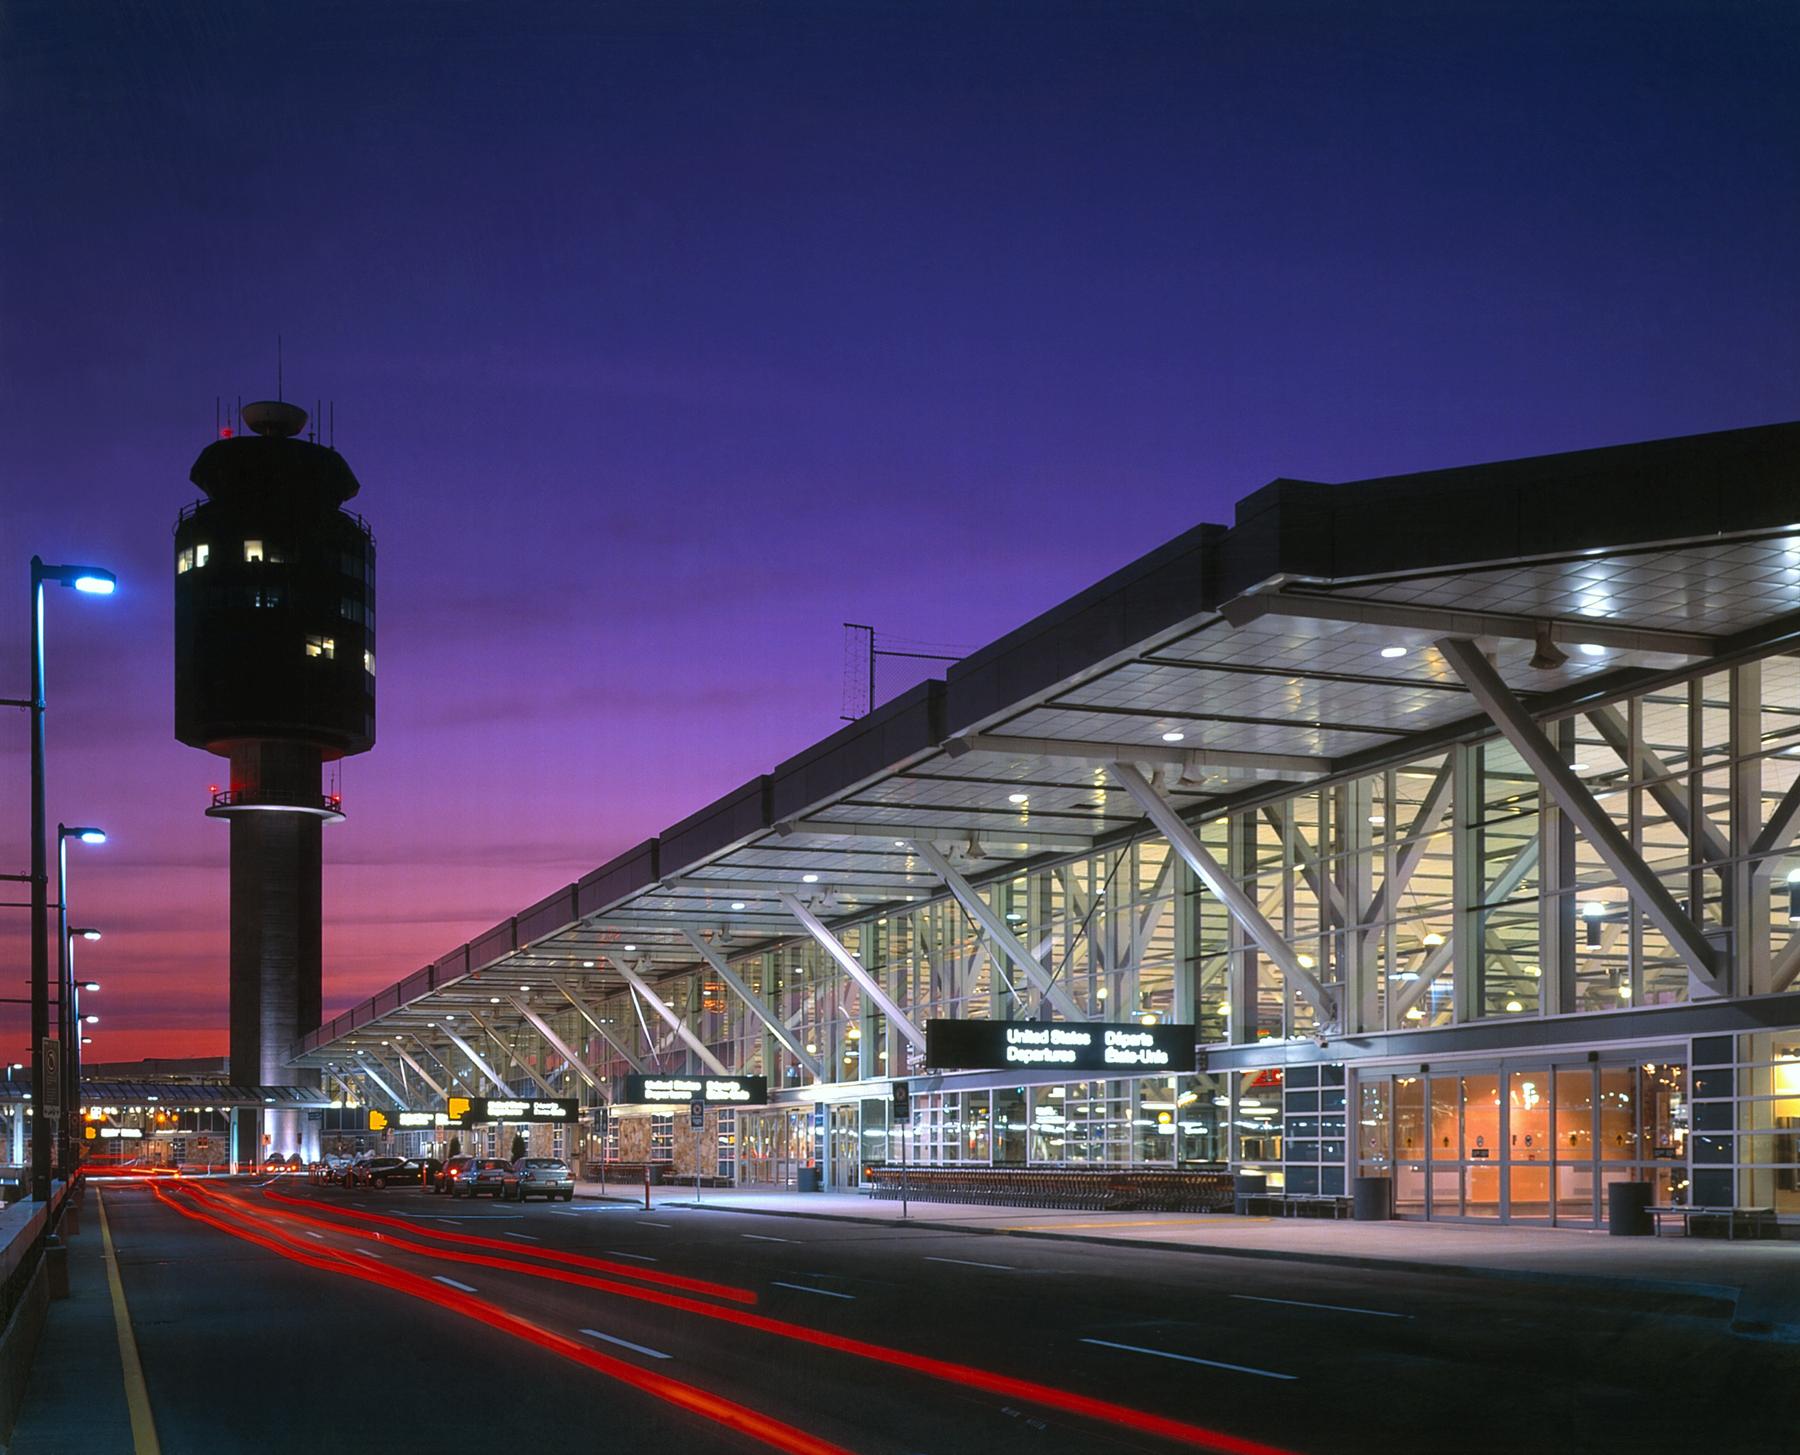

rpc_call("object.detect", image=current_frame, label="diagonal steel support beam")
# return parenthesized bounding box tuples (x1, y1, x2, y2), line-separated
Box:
(1362, 759, 1456, 934)
(390, 1042, 447, 1100)
(1437, 637, 1722, 993)
(549, 978, 647, 1073)
(1108, 762, 1337, 1025)
(1750, 773, 1800, 863)
(506, 996, 607, 1095)
(1586, 706, 1729, 863)
(440, 1023, 515, 1097)
(1262, 805, 1350, 928)
(778, 892, 927, 1050)
(908, 841, 1085, 1020)
(948, 732, 1325, 776)
(468, 1010, 558, 1096)
(1391, 839, 1541, 1018)
(607, 957, 730, 1074)
(1772, 934, 1800, 993)
(352, 1052, 409, 1111)
(680, 930, 823, 1079)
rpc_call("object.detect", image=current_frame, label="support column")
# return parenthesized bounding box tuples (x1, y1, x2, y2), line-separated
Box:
(440, 1024, 513, 1097)
(1109, 763, 1336, 1026)
(506, 996, 607, 1095)
(391, 1043, 448, 1100)
(549, 979, 647, 1073)
(908, 841, 1083, 1020)
(1436, 637, 1723, 994)
(778, 894, 927, 1050)
(681, 931, 823, 1079)
(609, 958, 731, 1074)
(468, 1011, 557, 1096)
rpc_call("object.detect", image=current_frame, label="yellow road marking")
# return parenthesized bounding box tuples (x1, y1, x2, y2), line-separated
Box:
(98, 1190, 162, 1455)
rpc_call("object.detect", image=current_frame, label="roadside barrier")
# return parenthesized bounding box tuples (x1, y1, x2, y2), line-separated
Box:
(862, 1165, 1234, 1213)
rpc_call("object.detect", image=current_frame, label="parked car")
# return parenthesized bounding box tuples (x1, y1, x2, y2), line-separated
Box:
(350, 1155, 423, 1189)
(435, 1154, 478, 1194)
(451, 1157, 513, 1199)
(505, 1157, 575, 1202)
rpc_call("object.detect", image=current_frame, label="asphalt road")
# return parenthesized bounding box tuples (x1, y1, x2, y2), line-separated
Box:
(85, 1176, 1786, 1455)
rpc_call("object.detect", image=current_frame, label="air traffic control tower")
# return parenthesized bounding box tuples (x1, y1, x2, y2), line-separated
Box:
(175, 400, 376, 1165)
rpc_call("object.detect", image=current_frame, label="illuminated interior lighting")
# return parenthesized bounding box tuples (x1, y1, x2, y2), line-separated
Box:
(1007, 792, 1029, 805)
(802, 873, 819, 883)
(1160, 730, 1185, 742)
(1379, 645, 1407, 659)
(1577, 643, 1606, 657)
(730, 902, 747, 911)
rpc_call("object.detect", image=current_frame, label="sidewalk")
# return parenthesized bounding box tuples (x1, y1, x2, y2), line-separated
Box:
(572, 1178, 1800, 1337)
(5, 1189, 133, 1455)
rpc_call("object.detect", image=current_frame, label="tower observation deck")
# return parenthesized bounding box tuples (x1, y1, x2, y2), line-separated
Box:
(174, 399, 376, 1163)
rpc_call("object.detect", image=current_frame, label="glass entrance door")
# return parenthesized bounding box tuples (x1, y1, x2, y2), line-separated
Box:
(1506, 1069, 1552, 1221)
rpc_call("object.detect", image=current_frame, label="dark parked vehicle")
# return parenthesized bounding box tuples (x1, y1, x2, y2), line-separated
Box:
(435, 1154, 478, 1193)
(451, 1157, 513, 1199)
(350, 1156, 424, 1189)
(504, 1157, 575, 1202)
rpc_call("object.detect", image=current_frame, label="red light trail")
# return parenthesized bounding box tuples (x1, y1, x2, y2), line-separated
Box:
(167, 1180, 1299, 1455)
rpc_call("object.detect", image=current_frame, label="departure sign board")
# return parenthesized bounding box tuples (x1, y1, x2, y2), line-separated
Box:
(457, 1097, 581, 1126)
(925, 1019, 1196, 1073)
(622, 1075, 768, 1106)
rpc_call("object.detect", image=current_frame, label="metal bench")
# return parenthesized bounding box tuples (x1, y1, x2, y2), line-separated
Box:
(1648, 1204, 1777, 1239)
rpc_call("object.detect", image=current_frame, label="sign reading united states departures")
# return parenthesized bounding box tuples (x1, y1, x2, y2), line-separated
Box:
(925, 1018, 1196, 1073)
(622, 1075, 768, 1106)
(458, 1097, 582, 1127)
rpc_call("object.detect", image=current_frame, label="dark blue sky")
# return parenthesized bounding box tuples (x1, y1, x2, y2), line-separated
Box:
(3, 1, 1795, 1056)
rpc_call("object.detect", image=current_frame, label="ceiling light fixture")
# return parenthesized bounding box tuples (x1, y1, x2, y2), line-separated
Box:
(1380, 646, 1407, 659)
(802, 873, 820, 883)
(1161, 730, 1185, 743)
(1578, 643, 1606, 657)
(1007, 792, 1029, 805)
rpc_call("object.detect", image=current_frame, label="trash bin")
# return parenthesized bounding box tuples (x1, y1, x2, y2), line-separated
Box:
(1353, 1175, 1393, 1221)
(796, 1165, 822, 1193)
(1234, 1168, 1267, 1215)
(1607, 1179, 1653, 1236)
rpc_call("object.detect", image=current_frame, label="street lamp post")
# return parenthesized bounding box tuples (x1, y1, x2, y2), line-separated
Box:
(28, 556, 115, 1202)
(57, 827, 105, 1173)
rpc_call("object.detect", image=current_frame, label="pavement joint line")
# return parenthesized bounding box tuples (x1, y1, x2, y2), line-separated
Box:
(433, 1275, 478, 1292)
(1230, 1293, 1411, 1319)
(579, 1328, 671, 1359)
(98, 1190, 162, 1455)
(664, 1202, 1745, 1315)
(1080, 1337, 1297, 1381)
(771, 1281, 855, 1300)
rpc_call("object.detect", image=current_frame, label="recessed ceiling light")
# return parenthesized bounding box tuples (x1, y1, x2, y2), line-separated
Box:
(1569, 762, 1590, 773)
(1380, 646, 1407, 659)
(1160, 730, 1185, 743)
(1505, 999, 1524, 1013)
(1422, 932, 1444, 947)
(730, 901, 747, 911)
(802, 873, 819, 883)
(489, 996, 500, 1004)
(624, 943, 637, 951)
(1008, 792, 1029, 805)
(582, 960, 595, 968)
(1577, 643, 1606, 657)
(1368, 813, 1385, 826)
(518, 984, 530, 992)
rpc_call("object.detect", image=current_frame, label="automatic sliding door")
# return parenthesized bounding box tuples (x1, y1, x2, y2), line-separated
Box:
(1555, 1067, 1597, 1224)
(1461, 1074, 1502, 1218)
(1506, 1070, 1551, 1221)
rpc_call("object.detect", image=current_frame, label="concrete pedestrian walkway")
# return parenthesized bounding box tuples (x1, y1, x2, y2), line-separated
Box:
(573, 1178, 1800, 1337)
(5, 1189, 135, 1455)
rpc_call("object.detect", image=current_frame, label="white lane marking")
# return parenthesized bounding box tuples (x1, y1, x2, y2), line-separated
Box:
(604, 1250, 659, 1262)
(361, 1248, 383, 1258)
(1080, 1338, 1295, 1381)
(548, 1211, 579, 1218)
(772, 1281, 854, 1300)
(439, 1218, 463, 1225)
(1230, 1293, 1411, 1320)
(434, 1276, 478, 1292)
(924, 1256, 1014, 1271)
(580, 1328, 670, 1360)
(638, 1220, 673, 1228)
(502, 1231, 541, 1241)
(742, 1233, 799, 1244)
(305, 1231, 324, 1240)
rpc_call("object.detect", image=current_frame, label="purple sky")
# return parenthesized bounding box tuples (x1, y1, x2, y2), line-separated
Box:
(3, 1, 1796, 1060)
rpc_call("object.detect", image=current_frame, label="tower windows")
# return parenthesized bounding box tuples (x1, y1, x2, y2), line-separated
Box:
(177, 543, 211, 573)
(363, 649, 375, 677)
(244, 539, 264, 563)
(304, 635, 336, 660)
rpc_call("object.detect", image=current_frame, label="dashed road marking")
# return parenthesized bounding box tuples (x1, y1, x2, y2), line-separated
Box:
(924, 1256, 1014, 1271)
(1080, 1338, 1295, 1380)
(580, 1328, 670, 1359)
(742, 1233, 799, 1244)
(604, 1250, 658, 1262)
(1230, 1293, 1410, 1319)
(433, 1275, 478, 1292)
(772, 1281, 854, 1300)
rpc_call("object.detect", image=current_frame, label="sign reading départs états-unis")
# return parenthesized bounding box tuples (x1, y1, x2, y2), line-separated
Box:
(622, 1075, 768, 1106)
(457, 1096, 581, 1127)
(925, 1018, 1196, 1073)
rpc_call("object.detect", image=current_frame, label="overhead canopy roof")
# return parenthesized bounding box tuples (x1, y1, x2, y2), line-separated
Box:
(0, 1082, 334, 1109)
(292, 420, 1800, 1072)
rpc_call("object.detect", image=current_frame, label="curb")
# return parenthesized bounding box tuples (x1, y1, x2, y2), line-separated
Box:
(582, 1191, 1745, 1319)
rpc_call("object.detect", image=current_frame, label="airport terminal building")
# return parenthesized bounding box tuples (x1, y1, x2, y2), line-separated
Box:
(294, 422, 1800, 1229)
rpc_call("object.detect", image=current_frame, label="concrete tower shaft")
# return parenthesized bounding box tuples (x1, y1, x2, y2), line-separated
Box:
(173, 400, 376, 1165)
